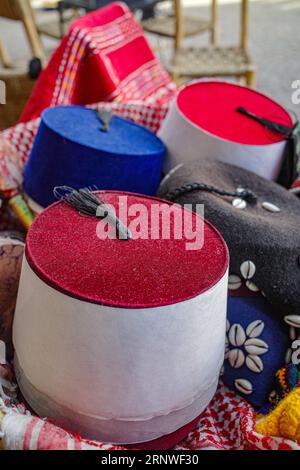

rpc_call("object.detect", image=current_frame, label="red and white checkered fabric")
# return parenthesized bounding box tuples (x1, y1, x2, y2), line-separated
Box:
(175, 384, 300, 450)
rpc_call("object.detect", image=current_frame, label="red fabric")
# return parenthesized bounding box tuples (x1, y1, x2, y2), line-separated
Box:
(177, 81, 293, 145)
(19, 2, 175, 123)
(25, 192, 228, 308)
(1, 4, 299, 450)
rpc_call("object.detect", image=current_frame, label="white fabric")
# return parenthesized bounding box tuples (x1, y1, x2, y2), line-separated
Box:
(159, 99, 287, 180)
(13, 257, 228, 444)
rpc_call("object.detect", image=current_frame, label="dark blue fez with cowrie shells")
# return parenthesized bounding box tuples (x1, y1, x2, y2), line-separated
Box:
(24, 106, 165, 208)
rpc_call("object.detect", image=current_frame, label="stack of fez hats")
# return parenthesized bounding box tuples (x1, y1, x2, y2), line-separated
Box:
(13, 190, 229, 448)
(158, 159, 300, 407)
(23, 105, 166, 212)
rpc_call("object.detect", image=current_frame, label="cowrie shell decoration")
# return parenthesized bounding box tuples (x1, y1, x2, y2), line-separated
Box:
(232, 198, 247, 210)
(225, 338, 229, 356)
(289, 326, 297, 341)
(228, 324, 246, 347)
(262, 202, 280, 213)
(245, 354, 263, 373)
(225, 320, 268, 378)
(240, 260, 256, 280)
(228, 349, 245, 368)
(246, 320, 264, 338)
(245, 280, 259, 292)
(284, 315, 300, 328)
(234, 378, 253, 395)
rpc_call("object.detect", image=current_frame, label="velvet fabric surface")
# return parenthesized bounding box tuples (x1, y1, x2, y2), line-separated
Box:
(158, 160, 300, 316)
(24, 106, 165, 207)
(177, 81, 292, 145)
(25, 191, 228, 308)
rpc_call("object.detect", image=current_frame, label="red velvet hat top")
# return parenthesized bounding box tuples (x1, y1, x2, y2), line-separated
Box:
(25, 192, 228, 308)
(177, 81, 293, 145)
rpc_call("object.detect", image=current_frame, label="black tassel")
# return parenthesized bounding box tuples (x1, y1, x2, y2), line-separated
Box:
(54, 187, 132, 240)
(236, 107, 300, 188)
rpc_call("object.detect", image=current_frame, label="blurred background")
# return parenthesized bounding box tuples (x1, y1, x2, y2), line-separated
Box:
(0, 0, 299, 128)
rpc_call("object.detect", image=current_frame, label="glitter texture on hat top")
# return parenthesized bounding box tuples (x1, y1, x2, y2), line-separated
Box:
(13, 191, 228, 447)
(159, 80, 293, 180)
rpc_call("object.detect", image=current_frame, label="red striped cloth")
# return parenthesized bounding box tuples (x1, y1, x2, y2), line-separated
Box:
(19, 2, 175, 123)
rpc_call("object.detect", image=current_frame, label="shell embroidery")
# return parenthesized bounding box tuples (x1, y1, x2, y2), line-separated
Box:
(240, 260, 256, 280)
(284, 315, 300, 364)
(225, 320, 269, 394)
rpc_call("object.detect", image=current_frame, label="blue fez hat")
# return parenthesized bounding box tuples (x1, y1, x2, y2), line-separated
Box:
(223, 289, 290, 408)
(24, 106, 165, 207)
